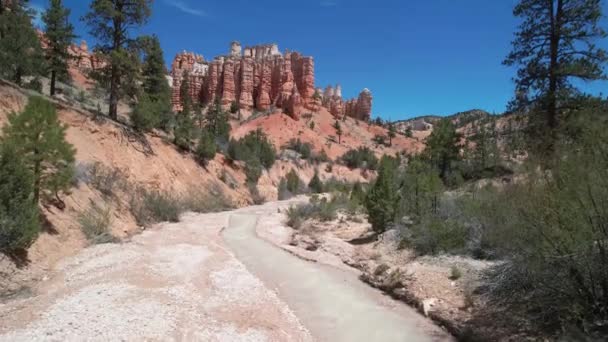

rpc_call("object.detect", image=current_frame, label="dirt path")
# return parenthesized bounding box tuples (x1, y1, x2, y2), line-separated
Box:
(0, 211, 311, 341)
(0, 200, 451, 341)
(226, 205, 452, 342)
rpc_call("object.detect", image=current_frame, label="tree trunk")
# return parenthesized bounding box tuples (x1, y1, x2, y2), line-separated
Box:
(109, 69, 119, 120)
(50, 70, 57, 96)
(547, 0, 563, 153)
(33, 158, 40, 204)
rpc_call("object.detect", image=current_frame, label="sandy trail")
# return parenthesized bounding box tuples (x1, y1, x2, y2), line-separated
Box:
(0, 200, 450, 341)
(225, 208, 452, 342)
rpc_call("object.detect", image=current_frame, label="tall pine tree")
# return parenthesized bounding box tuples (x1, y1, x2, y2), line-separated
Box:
(0, 0, 45, 85)
(82, 0, 152, 120)
(2, 96, 76, 204)
(42, 0, 76, 96)
(504, 0, 607, 153)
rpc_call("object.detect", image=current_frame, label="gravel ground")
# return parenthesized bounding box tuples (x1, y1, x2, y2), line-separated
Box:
(0, 211, 311, 341)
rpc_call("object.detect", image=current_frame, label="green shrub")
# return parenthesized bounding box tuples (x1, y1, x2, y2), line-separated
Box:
(86, 162, 128, 198)
(286, 169, 301, 193)
(230, 101, 239, 114)
(308, 171, 324, 194)
(24, 77, 42, 93)
(449, 266, 462, 280)
(78, 203, 116, 244)
(284, 138, 312, 159)
(365, 156, 400, 233)
(402, 217, 468, 256)
(228, 129, 276, 172)
(0, 144, 40, 252)
(195, 129, 217, 165)
(130, 188, 181, 226)
(341, 147, 378, 170)
(244, 157, 263, 184)
(180, 188, 233, 213)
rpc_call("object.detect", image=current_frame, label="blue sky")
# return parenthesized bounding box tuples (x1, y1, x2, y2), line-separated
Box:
(30, 0, 608, 120)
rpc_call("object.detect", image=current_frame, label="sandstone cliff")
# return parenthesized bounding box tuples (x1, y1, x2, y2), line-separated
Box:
(170, 42, 372, 121)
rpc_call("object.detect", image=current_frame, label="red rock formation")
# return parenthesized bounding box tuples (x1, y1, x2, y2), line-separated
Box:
(170, 42, 372, 120)
(239, 57, 254, 109)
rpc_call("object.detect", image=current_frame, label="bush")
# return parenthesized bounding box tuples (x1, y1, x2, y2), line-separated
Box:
(180, 187, 233, 213)
(228, 129, 276, 169)
(230, 101, 239, 114)
(24, 77, 42, 93)
(244, 157, 263, 184)
(449, 266, 462, 280)
(284, 194, 348, 228)
(308, 171, 324, 194)
(402, 217, 468, 256)
(130, 188, 181, 226)
(341, 147, 379, 170)
(284, 138, 312, 160)
(78, 203, 116, 244)
(373, 134, 387, 146)
(85, 162, 128, 198)
(310, 149, 330, 164)
(286, 169, 301, 193)
(0, 144, 40, 252)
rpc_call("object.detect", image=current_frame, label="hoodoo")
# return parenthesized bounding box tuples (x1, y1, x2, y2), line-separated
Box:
(170, 42, 373, 121)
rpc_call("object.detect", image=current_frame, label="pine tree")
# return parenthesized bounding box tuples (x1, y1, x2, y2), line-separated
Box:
(0, 1, 45, 85)
(333, 120, 343, 144)
(42, 0, 76, 96)
(206, 100, 231, 143)
(308, 170, 323, 194)
(365, 156, 400, 233)
(504, 0, 607, 154)
(2, 96, 76, 204)
(194, 128, 216, 165)
(180, 70, 192, 115)
(82, 0, 152, 120)
(174, 110, 194, 151)
(130, 35, 171, 131)
(0, 143, 40, 252)
(388, 121, 396, 146)
(424, 119, 461, 183)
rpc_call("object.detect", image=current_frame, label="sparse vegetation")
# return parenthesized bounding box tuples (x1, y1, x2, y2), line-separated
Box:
(340, 146, 378, 170)
(129, 188, 181, 226)
(79, 202, 116, 245)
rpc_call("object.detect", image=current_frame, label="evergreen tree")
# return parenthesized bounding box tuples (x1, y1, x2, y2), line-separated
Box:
(399, 157, 443, 218)
(82, 0, 152, 120)
(139, 35, 170, 102)
(285, 169, 300, 194)
(387, 121, 396, 146)
(180, 70, 192, 115)
(0, 1, 45, 85)
(333, 120, 343, 144)
(424, 119, 461, 183)
(308, 170, 323, 194)
(194, 128, 216, 165)
(0, 143, 40, 252)
(365, 156, 400, 233)
(206, 100, 231, 143)
(174, 110, 194, 151)
(130, 35, 172, 132)
(504, 0, 607, 154)
(42, 0, 76, 96)
(2, 96, 76, 204)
